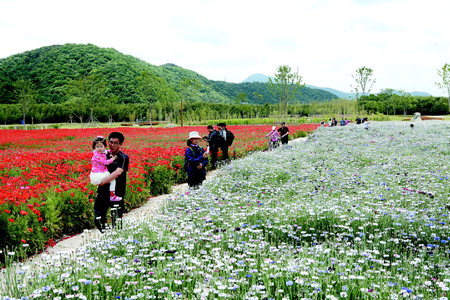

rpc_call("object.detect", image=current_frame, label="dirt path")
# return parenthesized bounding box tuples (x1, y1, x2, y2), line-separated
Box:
(4, 138, 307, 269)
(34, 138, 307, 258)
(24, 178, 211, 265)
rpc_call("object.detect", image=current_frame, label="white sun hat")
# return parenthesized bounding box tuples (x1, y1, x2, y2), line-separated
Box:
(188, 131, 202, 140)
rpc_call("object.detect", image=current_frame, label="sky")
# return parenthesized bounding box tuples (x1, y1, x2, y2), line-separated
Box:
(0, 0, 449, 96)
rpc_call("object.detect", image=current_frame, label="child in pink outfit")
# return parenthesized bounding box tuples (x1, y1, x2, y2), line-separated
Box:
(89, 136, 122, 201)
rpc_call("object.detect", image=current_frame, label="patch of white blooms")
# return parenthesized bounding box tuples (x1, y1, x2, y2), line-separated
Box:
(1, 121, 449, 299)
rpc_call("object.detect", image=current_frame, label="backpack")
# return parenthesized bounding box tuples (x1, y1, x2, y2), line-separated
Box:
(226, 130, 234, 146)
(210, 130, 224, 149)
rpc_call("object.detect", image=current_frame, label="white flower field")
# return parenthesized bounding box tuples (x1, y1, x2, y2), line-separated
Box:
(1, 121, 449, 299)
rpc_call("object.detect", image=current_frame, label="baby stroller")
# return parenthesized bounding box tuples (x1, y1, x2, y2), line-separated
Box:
(268, 136, 280, 150)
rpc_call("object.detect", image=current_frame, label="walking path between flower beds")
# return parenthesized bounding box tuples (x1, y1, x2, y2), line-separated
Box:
(7, 137, 307, 271)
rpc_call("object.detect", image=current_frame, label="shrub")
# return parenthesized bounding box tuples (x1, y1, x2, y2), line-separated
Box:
(148, 165, 176, 196)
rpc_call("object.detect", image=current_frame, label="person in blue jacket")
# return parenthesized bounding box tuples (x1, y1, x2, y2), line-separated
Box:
(185, 131, 209, 188)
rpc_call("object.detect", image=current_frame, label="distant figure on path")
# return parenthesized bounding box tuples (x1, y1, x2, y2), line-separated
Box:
(94, 132, 129, 232)
(363, 119, 369, 130)
(277, 122, 290, 145)
(185, 131, 209, 188)
(217, 123, 234, 161)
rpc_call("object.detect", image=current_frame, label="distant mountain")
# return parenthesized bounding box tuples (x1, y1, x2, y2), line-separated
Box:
(243, 73, 435, 99)
(0, 45, 337, 105)
(411, 91, 432, 97)
(306, 85, 356, 100)
(242, 74, 344, 100)
(242, 73, 272, 83)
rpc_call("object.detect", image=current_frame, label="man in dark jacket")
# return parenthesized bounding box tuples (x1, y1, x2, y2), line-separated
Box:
(217, 122, 229, 160)
(204, 125, 223, 169)
(277, 122, 290, 145)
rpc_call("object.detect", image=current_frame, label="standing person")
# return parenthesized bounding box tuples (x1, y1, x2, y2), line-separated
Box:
(332, 117, 338, 127)
(217, 122, 229, 160)
(266, 126, 280, 150)
(89, 136, 121, 202)
(94, 132, 129, 232)
(185, 131, 209, 188)
(363, 118, 369, 130)
(204, 125, 222, 169)
(277, 122, 290, 145)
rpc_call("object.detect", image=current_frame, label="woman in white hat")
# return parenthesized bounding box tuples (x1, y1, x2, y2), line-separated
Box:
(184, 131, 209, 188)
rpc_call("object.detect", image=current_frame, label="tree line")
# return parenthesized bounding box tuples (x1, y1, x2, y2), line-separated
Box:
(352, 65, 450, 114)
(0, 96, 447, 126)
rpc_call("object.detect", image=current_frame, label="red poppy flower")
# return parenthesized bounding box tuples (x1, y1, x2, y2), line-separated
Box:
(19, 210, 28, 215)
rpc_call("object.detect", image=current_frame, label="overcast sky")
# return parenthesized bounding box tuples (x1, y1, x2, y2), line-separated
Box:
(1, 0, 449, 95)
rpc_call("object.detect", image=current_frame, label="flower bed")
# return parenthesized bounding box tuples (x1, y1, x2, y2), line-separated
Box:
(0, 124, 319, 259)
(1, 121, 448, 299)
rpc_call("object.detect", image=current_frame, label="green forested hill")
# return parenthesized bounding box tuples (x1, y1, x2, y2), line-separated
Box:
(0, 43, 337, 105)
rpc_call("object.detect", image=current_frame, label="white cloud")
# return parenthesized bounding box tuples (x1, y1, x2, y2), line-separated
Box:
(0, 0, 448, 95)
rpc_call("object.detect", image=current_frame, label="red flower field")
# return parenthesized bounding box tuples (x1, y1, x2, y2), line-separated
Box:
(0, 124, 319, 255)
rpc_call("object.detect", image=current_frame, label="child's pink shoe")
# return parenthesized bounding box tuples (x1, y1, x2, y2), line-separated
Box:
(110, 195, 122, 202)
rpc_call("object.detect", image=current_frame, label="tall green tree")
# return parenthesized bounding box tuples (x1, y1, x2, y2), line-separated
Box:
(136, 71, 177, 122)
(436, 63, 450, 113)
(13, 79, 37, 124)
(352, 66, 376, 101)
(179, 78, 201, 126)
(268, 65, 304, 116)
(235, 92, 248, 104)
(64, 74, 108, 125)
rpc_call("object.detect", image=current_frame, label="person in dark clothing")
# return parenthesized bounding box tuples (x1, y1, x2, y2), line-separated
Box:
(332, 118, 338, 127)
(94, 132, 129, 232)
(204, 125, 222, 169)
(185, 131, 209, 188)
(277, 122, 290, 145)
(217, 123, 229, 160)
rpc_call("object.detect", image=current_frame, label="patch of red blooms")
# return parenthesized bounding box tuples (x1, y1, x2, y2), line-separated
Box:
(45, 239, 57, 248)
(0, 124, 320, 243)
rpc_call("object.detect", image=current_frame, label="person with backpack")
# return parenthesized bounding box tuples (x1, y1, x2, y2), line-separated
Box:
(204, 125, 222, 169)
(185, 131, 209, 188)
(217, 122, 234, 161)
